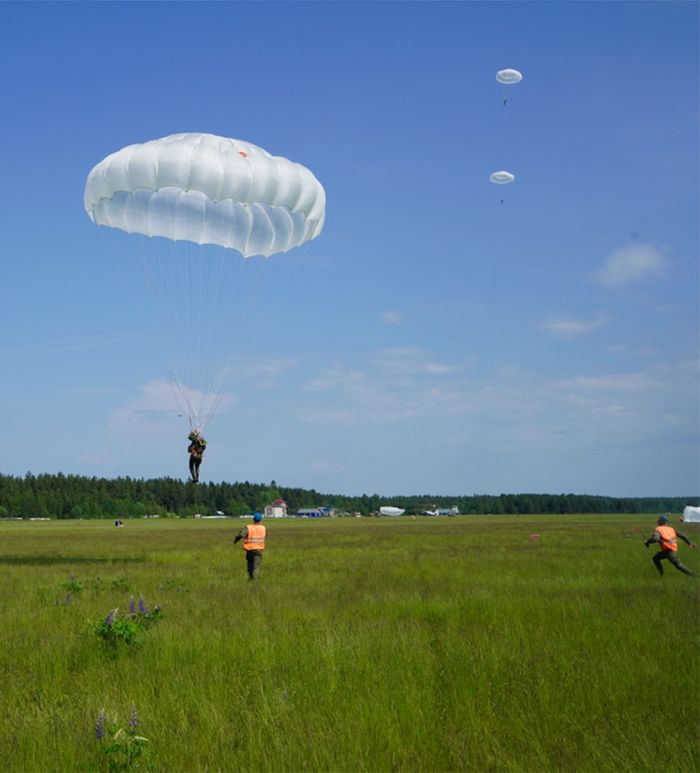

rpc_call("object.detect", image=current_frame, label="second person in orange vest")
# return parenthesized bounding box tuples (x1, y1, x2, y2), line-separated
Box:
(644, 514, 695, 576)
(234, 512, 266, 580)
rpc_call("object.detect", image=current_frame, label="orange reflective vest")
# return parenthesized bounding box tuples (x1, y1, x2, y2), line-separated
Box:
(243, 524, 266, 551)
(655, 525, 678, 552)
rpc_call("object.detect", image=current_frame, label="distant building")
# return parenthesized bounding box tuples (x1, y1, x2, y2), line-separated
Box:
(265, 499, 288, 518)
(295, 504, 335, 518)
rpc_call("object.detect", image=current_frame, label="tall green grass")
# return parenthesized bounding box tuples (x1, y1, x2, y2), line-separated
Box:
(0, 515, 697, 771)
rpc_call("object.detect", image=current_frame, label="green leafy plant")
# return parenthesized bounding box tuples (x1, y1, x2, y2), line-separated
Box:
(95, 706, 151, 772)
(93, 598, 161, 647)
(111, 576, 131, 592)
(61, 576, 84, 594)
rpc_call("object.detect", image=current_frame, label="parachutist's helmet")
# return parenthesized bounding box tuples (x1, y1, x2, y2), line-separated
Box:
(253, 512, 263, 523)
(658, 514, 669, 524)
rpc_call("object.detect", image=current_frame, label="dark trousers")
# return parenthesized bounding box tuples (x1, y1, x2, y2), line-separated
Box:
(653, 550, 694, 576)
(246, 550, 263, 580)
(189, 455, 201, 482)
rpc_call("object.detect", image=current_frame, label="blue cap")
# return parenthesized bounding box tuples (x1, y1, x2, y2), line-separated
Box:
(658, 514, 669, 523)
(253, 512, 263, 522)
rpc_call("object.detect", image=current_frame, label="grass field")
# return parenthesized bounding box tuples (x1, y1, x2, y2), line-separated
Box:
(1, 515, 698, 772)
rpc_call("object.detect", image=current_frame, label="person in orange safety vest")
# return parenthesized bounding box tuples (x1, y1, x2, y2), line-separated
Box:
(644, 514, 695, 576)
(234, 512, 266, 580)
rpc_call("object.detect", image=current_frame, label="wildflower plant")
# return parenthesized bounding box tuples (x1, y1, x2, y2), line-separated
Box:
(94, 707, 151, 772)
(93, 600, 161, 647)
(62, 576, 84, 594)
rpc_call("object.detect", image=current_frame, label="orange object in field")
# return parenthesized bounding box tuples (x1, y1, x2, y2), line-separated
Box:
(655, 525, 678, 551)
(243, 523, 266, 551)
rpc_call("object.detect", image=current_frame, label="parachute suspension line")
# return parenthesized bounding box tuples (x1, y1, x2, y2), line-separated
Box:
(169, 372, 198, 431)
(85, 133, 326, 434)
(207, 244, 305, 415)
(201, 250, 278, 427)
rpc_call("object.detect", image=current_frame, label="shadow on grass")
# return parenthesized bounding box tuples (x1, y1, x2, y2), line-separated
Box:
(0, 555, 147, 566)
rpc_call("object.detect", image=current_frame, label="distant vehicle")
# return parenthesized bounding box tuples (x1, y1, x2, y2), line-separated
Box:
(379, 507, 405, 516)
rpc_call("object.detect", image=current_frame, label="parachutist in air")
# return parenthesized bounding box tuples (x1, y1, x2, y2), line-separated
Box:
(188, 430, 207, 483)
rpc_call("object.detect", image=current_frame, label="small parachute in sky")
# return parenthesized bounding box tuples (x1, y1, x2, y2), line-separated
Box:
(496, 68, 523, 85)
(496, 69, 523, 105)
(489, 170, 515, 185)
(490, 170, 515, 204)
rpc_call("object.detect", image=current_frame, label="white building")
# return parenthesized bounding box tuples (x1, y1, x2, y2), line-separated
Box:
(264, 499, 289, 518)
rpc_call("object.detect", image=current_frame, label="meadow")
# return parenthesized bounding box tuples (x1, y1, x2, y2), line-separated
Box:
(0, 515, 698, 772)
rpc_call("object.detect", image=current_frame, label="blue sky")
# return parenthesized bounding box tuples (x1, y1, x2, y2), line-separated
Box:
(0, 1, 697, 498)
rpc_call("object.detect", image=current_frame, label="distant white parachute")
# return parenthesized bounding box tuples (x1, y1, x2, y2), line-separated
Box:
(85, 133, 326, 432)
(489, 171, 515, 185)
(682, 506, 700, 523)
(496, 69, 523, 108)
(380, 507, 405, 516)
(496, 68, 523, 85)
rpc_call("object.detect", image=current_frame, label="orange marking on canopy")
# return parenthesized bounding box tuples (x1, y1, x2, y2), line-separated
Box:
(238, 151, 248, 158)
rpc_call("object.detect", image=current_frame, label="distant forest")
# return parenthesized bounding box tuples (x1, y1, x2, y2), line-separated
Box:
(0, 473, 696, 519)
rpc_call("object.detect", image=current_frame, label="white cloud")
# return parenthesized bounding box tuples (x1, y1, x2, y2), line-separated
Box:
(380, 310, 402, 324)
(374, 346, 466, 376)
(80, 379, 236, 471)
(223, 355, 307, 386)
(79, 447, 117, 467)
(551, 373, 657, 392)
(540, 315, 607, 338)
(595, 244, 667, 286)
(310, 458, 349, 474)
(301, 408, 356, 425)
(107, 379, 234, 437)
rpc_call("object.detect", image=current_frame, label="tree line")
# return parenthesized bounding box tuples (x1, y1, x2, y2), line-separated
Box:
(0, 472, 695, 519)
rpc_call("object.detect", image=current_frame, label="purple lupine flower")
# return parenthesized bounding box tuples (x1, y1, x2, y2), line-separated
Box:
(95, 710, 105, 740)
(104, 608, 118, 626)
(129, 704, 139, 729)
(138, 596, 149, 615)
(129, 596, 136, 618)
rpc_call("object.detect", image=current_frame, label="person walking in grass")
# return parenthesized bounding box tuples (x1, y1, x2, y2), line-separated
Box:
(645, 514, 696, 576)
(234, 512, 266, 580)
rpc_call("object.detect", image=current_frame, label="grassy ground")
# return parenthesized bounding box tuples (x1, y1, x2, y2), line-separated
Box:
(0, 515, 698, 772)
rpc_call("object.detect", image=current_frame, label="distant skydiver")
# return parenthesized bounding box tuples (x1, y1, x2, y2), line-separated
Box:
(644, 514, 696, 576)
(187, 430, 207, 483)
(234, 512, 266, 580)
(495, 68, 523, 108)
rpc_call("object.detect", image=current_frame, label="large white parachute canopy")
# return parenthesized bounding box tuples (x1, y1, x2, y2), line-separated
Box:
(496, 68, 523, 85)
(84, 133, 325, 256)
(85, 133, 326, 433)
